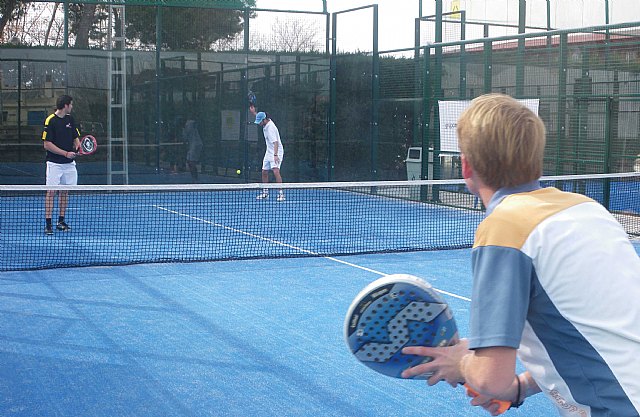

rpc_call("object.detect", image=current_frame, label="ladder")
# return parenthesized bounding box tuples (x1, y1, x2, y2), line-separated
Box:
(107, 3, 128, 184)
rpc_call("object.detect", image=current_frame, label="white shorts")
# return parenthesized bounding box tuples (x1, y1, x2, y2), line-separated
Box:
(46, 161, 78, 186)
(262, 155, 283, 170)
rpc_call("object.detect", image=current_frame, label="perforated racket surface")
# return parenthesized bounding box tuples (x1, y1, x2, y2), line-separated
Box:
(344, 274, 511, 414)
(344, 274, 458, 379)
(78, 135, 97, 155)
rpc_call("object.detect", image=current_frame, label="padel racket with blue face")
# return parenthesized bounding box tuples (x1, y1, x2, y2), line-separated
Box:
(248, 91, 257, 108)
(77, 134, 97, 155)
(344, 274, 458, 378)
(344, 274, 510, 414)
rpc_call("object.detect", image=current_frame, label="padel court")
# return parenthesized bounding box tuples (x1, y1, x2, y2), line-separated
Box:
(1, 243, 638, 417)
(1, 174, 639, 416)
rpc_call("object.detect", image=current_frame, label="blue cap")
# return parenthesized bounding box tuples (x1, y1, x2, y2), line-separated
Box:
(254, 112, 266, 124)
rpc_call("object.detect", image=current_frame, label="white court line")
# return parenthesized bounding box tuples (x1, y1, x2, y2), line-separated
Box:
(154, 205, 472, 303)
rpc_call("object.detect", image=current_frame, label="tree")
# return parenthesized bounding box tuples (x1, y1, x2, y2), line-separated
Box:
(2, 1, 58, 46)
(2, 1, 256, 49)
(66, 3, 109, 48)
(272, 16, 322, 53)
(126, 3, 255, 51)
(73, 3, 96, 48)
(248, 14, 325, 53)
(0, 0, 22, 43)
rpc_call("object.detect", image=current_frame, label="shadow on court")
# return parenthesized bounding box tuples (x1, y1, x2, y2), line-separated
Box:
(2, 247, 634, 416)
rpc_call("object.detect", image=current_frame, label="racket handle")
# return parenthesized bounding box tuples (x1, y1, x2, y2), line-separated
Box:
(464, 384, 511, 414)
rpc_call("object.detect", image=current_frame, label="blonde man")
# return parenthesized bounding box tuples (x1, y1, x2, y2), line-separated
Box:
(402, 94, 640, 416)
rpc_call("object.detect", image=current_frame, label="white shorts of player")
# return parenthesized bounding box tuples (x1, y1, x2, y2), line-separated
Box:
(46, 161, 78, 185)
(262, 155, 283, 170)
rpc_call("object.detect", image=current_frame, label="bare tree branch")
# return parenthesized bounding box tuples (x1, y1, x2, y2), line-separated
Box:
(43, 1, 59, 46)
(0, 0, 20, 43)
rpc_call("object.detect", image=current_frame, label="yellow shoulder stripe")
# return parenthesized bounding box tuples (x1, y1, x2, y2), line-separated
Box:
(42, 114, 56, 141)
(474, 188, 593, 249)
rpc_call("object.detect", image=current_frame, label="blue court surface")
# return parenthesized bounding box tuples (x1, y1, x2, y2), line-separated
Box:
(1, 244, 638, 417)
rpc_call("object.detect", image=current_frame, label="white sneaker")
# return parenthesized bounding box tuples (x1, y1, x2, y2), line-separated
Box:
(256, 192, 269, 200)
(277, 193, 286, 202)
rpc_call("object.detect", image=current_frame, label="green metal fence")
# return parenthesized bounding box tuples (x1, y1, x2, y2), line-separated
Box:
(416, 21, 640, 177)
(0, 2, 331, 184)
(0, 2, 638, 184)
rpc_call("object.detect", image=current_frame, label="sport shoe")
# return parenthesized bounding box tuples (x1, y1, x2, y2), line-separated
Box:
(45, 226, 53, 235)
(277, 193, 286, 202)
(56, 221, 71, 231)
(256, 192, 269, 200)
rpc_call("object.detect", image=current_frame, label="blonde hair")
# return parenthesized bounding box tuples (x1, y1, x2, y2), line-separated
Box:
(457, 93, 546, 189)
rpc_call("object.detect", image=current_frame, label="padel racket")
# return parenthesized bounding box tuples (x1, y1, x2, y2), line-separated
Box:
(248, 90, 257, 108)
(344, 274, 510, 414)
(77, 134, 97, 155)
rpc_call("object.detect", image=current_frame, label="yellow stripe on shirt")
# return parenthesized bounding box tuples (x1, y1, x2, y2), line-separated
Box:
(42, 114, 56, 141)
(474, 188, 593, 250)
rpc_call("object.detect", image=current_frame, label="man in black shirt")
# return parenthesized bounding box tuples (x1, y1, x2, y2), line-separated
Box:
(42, 95, 81, 235)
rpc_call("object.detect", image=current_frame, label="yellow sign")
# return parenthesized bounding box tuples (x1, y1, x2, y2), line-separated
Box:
(451, 0, 461, 19)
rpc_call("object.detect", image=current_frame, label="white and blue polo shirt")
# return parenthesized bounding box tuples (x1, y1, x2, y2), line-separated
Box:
(468, 181, 640, 417)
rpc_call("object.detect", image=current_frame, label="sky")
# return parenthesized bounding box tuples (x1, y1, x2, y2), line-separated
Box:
(255, 0, 640, 52)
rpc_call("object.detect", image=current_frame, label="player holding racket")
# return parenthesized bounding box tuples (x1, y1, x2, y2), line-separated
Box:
(401, 94, 640, 416)
(254, 112, 285, 202)
(42, 95, 81, 235)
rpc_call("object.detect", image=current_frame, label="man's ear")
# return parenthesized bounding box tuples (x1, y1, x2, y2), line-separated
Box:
(461, 154, 473, 179)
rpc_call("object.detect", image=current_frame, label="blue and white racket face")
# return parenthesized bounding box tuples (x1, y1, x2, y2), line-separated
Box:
(248, 91, 257, 106)
(344, 274, 458, 379)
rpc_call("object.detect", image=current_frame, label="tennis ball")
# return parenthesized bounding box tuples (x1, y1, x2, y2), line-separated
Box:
(236, 169, 241, 175)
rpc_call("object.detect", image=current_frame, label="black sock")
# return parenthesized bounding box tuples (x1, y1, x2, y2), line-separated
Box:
(58, 216, 64, 224)
(46, 218, 52, 227)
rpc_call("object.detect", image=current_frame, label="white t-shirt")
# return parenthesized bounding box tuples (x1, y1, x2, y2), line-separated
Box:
(263, 120, 283, 160)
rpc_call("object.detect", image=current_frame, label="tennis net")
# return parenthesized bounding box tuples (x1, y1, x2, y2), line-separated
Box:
(1, 173, 638, 271)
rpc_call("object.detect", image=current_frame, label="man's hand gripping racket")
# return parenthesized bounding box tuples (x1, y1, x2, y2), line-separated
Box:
(344, 274, 511, 414)
(76, 134, 98, 156)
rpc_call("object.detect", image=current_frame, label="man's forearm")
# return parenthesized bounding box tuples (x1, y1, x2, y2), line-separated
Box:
(459, 347, 518, 399)
(44, 141, 68, 156)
